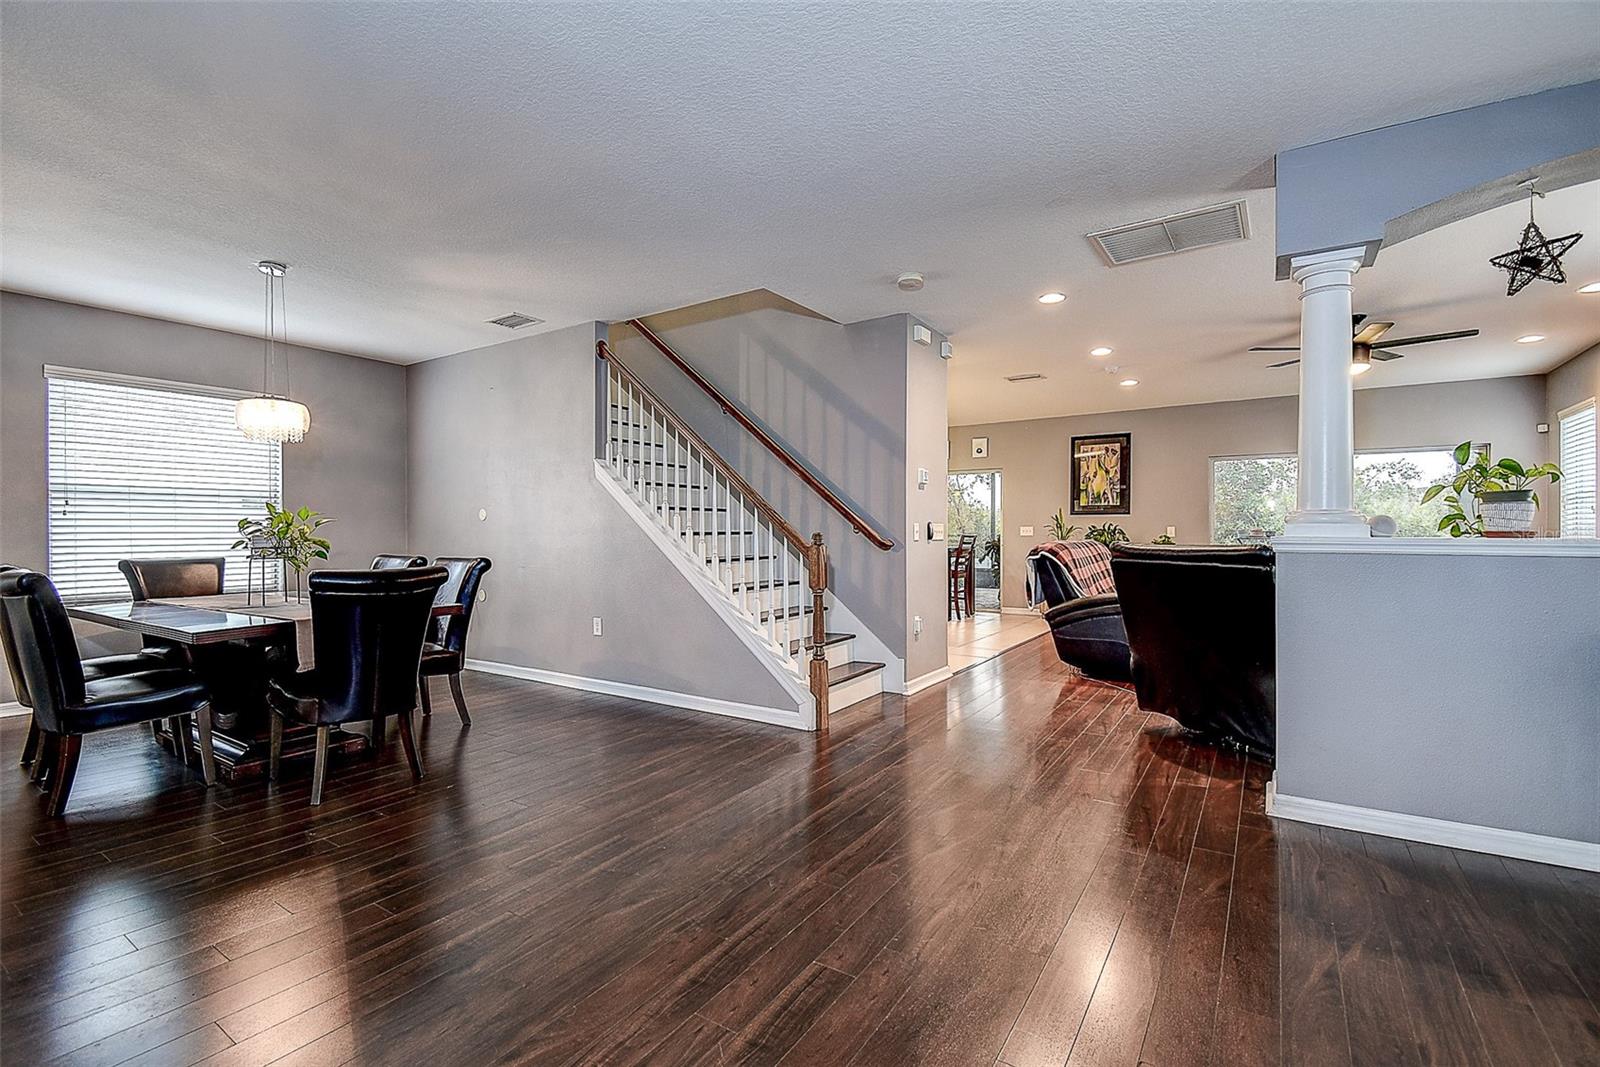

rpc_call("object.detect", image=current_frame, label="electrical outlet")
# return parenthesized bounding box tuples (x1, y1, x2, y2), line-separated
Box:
(1166, 526, 1176, 538)
(913, 615, 923, 637)
(592, 617, 603, 637)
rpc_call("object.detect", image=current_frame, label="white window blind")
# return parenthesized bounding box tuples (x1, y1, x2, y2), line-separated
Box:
(1558, 399, 1597, 538)
(46, 370, 283, 600)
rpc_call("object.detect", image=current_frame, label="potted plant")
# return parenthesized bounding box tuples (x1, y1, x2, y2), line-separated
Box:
(1421, 442, 1561, 537)
(1084, 522, 1128, 547)
(233, 503, 334, 598)
(1046, 508, 1079, 541)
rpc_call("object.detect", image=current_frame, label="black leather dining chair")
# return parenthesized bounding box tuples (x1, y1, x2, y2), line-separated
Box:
(118, 557, 225, 662)
(419, 557, 492, 725)
(2, 564, 179, 778)
(0, 570, 216, 815)
(267, 567, 448, 805)
(372, 554, 428, 569)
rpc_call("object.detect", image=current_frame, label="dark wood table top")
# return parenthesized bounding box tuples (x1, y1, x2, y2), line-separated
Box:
(67, 598, 464, 645)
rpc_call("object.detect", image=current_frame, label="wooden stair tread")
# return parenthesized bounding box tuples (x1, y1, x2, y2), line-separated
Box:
(789, 632, 853, 655)
(828, 661, 885, 686)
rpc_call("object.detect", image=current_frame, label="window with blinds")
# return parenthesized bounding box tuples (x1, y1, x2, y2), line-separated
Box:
(1558, 399, 1597, 538)
(46, 370, 283, 600)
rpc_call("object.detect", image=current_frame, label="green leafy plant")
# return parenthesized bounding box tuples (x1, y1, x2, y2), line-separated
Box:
(1420, 442, 1561, 537)
(1046, 508, 1079, 541)
(1151, 533, 1176, 545)
(1084, 522, 1128, 547)
(233, 502, 333, 574)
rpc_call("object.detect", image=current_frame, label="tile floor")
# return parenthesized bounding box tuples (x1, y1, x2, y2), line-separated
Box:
(947, 609, 1049, 673)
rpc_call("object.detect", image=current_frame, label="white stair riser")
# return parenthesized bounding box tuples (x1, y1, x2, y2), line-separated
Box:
(828, 669, 883, 711)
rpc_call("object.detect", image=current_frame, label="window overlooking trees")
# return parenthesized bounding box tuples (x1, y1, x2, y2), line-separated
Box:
(1210, 448, 1461, 543)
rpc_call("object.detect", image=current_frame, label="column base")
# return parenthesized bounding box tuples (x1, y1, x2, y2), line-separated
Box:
(1279, 510, 1372, 541)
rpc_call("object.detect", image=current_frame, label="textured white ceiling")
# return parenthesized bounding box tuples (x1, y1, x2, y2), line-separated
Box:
(3, 2, 1598, 423)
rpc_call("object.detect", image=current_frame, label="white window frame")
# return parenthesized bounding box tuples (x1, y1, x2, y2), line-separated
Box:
(1207, 444, 1480, 542)
(44, 365, 285, 601)
(1557, 397, 1597, 538)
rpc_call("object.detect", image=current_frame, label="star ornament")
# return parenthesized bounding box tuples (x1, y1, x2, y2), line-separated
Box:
(1489, 219, 1583, 296)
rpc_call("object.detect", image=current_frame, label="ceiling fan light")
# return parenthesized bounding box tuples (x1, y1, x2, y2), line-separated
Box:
(1578, 281, 1600, 294)
(1515, 334, 1546, 344)
(1349, 349, 1373, 376)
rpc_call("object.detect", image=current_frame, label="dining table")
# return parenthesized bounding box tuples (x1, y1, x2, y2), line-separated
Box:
(67, 594, 463, 781)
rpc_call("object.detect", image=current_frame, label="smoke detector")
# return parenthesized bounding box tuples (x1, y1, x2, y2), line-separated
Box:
(1087, 200, 1249, 266)
(897, 272, 925, 292)
(487, 312, 543, 329)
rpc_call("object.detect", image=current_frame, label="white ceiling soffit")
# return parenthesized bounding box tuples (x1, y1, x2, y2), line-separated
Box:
(1, 2, 1597, 415)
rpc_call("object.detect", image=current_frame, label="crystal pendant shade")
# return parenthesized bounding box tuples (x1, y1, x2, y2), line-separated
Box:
(236, 259, 312, 443)
(235, 395, 311, 443)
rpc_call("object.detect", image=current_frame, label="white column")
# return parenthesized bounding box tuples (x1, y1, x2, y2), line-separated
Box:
(1281, 247, 1371, 540)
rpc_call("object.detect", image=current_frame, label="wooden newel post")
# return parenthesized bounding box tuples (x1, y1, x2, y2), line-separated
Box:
(808, 532, 829, 731)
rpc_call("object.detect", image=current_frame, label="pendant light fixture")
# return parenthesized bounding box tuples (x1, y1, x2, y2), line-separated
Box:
(235, 260, 311, 443)
(1489, 179, 1584, 297)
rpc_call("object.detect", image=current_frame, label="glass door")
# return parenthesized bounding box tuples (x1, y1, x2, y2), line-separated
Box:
(948, 471, 1003, 612)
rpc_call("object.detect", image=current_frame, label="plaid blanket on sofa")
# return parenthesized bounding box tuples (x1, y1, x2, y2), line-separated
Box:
(1033, 540, 1117, 598)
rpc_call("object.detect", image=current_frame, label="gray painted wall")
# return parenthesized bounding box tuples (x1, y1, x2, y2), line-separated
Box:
(951, 376, 1548, 609)
(1274, 79, 1600, 275)
(1547, 342, 1600, 536)
(904, 321, 949, 682)
(607, 294, 948, 677)
(0, 291, 409, 702)
(406, 321, 796, 711)
(1276, 548, 1600, 844)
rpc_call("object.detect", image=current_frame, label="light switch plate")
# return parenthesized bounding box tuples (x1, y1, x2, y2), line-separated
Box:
(592, 617, 603, 637)
(912, 523, 921, 541)
(1020, 525, 1034, 537)
(929, 522, 946, 542)
(917, 467, 929, 489)
(1166, 525, 1176, 538)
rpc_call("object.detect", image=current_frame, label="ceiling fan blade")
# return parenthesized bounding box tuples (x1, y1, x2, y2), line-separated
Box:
(1267, 358, 1301, 368)
(1371, 349, 1405, 362)
(1378, 329, 1481, 348)
(1249, 346, 1300, 352)
(1353, 321, 1396, 344)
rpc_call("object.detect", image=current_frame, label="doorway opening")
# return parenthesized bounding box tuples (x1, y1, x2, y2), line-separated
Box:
(948, 471, 1002, 613)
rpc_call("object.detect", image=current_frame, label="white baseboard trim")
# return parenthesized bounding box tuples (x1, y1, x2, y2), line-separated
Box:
(1267, 779, 1600, 872)
(464, 658, 809, 731)
(901, 666, 953, 695)
(0, 701, 26, 718)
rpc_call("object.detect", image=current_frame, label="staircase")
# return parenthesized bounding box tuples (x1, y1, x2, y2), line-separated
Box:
(595, 330, 887, 726)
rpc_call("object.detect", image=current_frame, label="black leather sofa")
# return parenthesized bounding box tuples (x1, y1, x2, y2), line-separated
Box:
(1110, 544, 1276, 757)
(1026, 543, 1132, 682)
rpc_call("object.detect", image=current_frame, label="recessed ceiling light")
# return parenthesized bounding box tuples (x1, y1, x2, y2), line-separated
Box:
(1090, 346, 1114, 357)
(1119, 378, 1139, 387)
(1038, 292, 1066, 305)
(1515, 334, 1546, 344)
(1578, 281, 1600, 294)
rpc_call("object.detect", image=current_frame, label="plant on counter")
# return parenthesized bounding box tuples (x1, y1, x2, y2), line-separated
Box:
(1046, 508, 1079, 541)
(233, 502, 334, 574)
(1084, 522, 1128, 547)
(1421, 442, 1561, 537)
(1151, 533, 1176, 545)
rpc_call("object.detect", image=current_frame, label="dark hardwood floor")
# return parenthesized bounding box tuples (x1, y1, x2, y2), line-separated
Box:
(2, 637, 1596, 1066)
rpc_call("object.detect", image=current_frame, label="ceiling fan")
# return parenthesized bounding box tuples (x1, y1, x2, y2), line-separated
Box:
(1251, 314, 1480, 375)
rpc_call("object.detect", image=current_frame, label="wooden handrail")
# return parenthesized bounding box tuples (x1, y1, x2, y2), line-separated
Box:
(623, 318, 896, 551)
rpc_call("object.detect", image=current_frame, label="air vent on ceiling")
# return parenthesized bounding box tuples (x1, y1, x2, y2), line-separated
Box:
(1005, 373, 1047, 382)
(487, 312, 543, 329)
(1086, 200, 1250, 266)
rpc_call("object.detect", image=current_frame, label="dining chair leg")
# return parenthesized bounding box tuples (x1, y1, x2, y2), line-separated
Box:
(419, 678, 433, 717)
(268, 713, 284, 781)
(20, 720, 39, 769)
(370, 716, 386, 756)
(309, 726, 330, 806)
(396, 709, 425, 782)
(447, 673, 471, 726)
(169, 716, 191, 767)
(31, 731, 57, 786)
(195, 704, 217, 787)
(46, 734, 83, 817)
